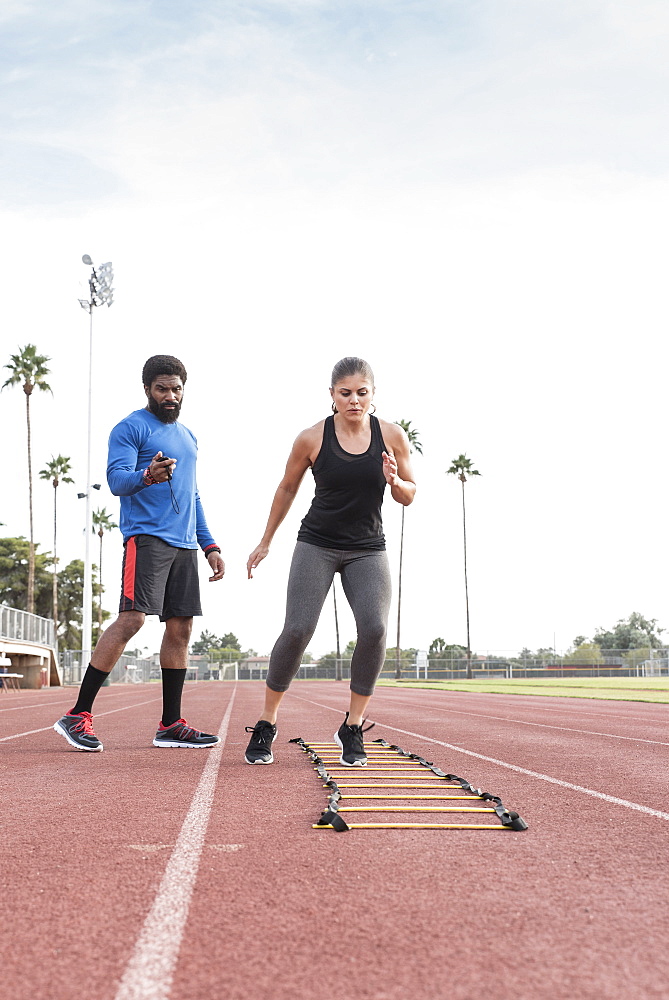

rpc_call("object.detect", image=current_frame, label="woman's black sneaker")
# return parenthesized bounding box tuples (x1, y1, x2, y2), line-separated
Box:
(244, 720, 277, 764)
(333, 712, 375, 766)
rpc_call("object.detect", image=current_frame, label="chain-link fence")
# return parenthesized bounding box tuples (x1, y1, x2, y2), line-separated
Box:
(57, 646, 669, 685)
(59, 649, 201, 685)
(408, 649, 669, 680)
(211, 649, 669, 681)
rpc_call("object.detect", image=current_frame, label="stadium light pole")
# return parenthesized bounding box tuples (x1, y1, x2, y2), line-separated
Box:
(78, 256, 114, 678)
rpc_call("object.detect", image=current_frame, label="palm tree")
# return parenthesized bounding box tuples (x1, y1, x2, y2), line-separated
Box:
(2, 345, 52, 613)
(394, 420, 423, 679)
(92, 507, 118, 639)
(39, 455, 74, 646)
(446, 454, 480, 680)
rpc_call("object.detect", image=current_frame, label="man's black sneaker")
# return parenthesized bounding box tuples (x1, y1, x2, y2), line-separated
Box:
(244, 720, 277, 764)
(333, 712, 375, 766)
(153, 718, 220, 748)
(53, 710, 103, 752)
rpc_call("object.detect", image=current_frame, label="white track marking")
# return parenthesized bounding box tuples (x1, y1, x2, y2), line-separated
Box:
(380, 686, 669, 724)
(0, 699, 72, 714)
(290, 693, 669, 823)
(113, 688, 236, 1000)
(0, 690, 139, 714)
(0, 696, 162, 742)
(382, 698, 669, 746)
(0, 682, 200, 716)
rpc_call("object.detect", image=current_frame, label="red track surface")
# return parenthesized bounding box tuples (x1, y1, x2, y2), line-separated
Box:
(2, 681, 668, 1000)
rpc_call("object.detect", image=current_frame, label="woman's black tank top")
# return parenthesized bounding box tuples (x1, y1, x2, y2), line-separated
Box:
(297, 414, 388, 551)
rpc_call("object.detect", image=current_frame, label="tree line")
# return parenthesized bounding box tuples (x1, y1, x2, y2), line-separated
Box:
(2, 345, 116, 647)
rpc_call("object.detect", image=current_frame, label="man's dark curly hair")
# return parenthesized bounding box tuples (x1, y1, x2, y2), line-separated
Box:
(142, 355, 187, 387)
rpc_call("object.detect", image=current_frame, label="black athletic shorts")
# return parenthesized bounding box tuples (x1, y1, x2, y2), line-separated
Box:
(119, 534, 202, 621)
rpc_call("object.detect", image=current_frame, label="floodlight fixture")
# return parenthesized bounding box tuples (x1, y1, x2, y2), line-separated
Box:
(92, 484, 101, 490)
(77, 493, 86, 499)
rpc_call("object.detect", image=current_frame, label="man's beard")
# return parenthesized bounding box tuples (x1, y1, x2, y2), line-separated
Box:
(148, 396, 181, 423)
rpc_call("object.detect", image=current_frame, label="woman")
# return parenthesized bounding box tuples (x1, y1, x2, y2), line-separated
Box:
(244, 357, 416, 766)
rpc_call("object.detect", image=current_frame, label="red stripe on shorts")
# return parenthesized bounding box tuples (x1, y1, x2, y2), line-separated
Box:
(123, 536, 137, 604)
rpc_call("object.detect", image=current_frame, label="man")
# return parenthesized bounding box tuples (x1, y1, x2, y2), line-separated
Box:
(54, 355, 225, 752)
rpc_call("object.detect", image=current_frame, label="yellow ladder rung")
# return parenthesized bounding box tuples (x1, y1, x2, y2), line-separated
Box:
(325, 773, 447, 779)
(306, 744, 396, 749)
(314, 765, 422, 778)
(340, 794, 483, 800)
(312, 751, 401, 755)
(338, 806, 495, 813)
(313, 758, 424, 763)
(326, 783, 462, 788)
(313, 823, 511, 830)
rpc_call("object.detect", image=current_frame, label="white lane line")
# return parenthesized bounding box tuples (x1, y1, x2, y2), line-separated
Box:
(0, 697, 162, 742)
(0, 690, 137, 714)
(0, 699, 73, 714)
(113, 688, 236, 1000)
(380, 687, 669, 724)
(290, 693, 669, 823)
(381, 698, 669, 747)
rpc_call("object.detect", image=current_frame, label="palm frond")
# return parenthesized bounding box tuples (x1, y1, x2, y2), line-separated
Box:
(395, 418, 423, 455)
(446, 453, 481, 479)
(2, 344, 52, 393)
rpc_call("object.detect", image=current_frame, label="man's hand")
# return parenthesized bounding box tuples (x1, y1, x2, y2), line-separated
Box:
(149, 451, 177, 482)
(207, 551, 225, 582)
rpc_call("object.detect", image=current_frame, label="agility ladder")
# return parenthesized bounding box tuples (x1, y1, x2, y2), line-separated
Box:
(289, 736, 528, 832)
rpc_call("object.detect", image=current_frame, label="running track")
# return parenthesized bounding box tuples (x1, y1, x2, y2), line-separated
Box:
(2, 682, 668, 1000)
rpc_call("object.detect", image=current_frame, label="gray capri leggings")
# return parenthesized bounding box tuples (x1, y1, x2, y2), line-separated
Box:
(266, 540, 392, 697)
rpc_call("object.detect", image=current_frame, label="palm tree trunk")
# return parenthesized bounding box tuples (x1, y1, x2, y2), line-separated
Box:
(52, 483, 58, 651)
(25, 392, 35, 614)
(461, 478, 472, 680)
(395, 505, 405, 679)
(333, 583, 342, 681)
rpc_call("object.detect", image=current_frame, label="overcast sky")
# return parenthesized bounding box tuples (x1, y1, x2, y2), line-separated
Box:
(1, 0, 668, 659)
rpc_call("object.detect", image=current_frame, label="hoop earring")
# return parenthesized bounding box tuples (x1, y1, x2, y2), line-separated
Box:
(331, 402, 337, 413)
(370, 403, 376, 414)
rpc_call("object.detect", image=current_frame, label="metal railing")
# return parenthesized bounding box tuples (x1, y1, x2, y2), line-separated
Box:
(0, 604, 56, 649)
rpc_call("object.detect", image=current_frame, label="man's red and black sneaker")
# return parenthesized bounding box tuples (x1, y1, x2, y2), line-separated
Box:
(53, 710, 103, 752)
(153, 719, 220, 748)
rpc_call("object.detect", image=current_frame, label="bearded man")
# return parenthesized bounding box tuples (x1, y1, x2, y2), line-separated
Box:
(54, 355, 225, 752)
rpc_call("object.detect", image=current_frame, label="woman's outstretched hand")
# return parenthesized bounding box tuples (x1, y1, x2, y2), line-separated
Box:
(247, 544, 269, 579)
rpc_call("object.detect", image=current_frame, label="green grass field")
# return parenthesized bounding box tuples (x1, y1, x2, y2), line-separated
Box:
(377, 676, 669, 703)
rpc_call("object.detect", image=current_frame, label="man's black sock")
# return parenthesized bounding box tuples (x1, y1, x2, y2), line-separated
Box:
(161, 668, 187, 727)
(71, 664, 110, 715)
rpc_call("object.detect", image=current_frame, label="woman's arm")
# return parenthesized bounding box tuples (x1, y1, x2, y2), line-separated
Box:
(247, 426, 319, 578)
(380, 422, 417, 506)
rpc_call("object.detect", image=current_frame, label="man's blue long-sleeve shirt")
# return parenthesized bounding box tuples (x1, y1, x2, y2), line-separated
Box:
(107, 408, 216, 550)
